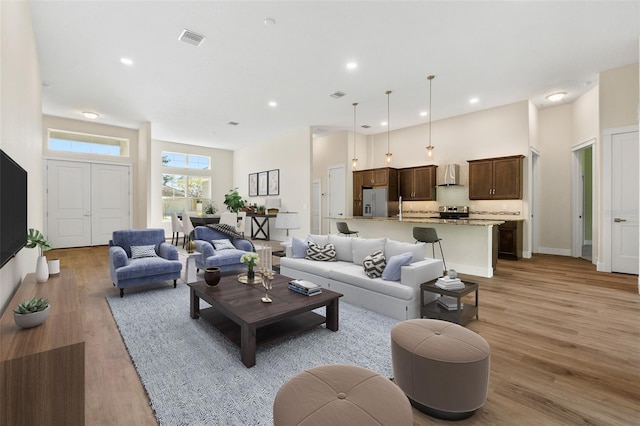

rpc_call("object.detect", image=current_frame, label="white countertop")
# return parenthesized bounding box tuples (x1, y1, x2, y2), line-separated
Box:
(333, 216, 505, 226)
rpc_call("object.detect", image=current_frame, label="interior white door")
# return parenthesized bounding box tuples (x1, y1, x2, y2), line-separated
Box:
(327, 165, 346, 218)
(611, 131, 639, 274)
(311, 179, 321, 234)
(91, 163, 131, 245)
(47, 160, 92, 248)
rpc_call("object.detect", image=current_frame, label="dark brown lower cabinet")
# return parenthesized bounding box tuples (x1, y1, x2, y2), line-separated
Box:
(498, 220, 523, 260)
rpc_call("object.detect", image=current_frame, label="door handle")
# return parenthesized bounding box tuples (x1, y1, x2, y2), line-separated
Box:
(614, 218, 626, 222)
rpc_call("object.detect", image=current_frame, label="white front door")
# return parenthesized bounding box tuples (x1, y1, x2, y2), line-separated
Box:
(47, 160, 131, 248)
(91, 163, 131, 245)
(611, 131, 639, 274)
(47, 160, 92, 248)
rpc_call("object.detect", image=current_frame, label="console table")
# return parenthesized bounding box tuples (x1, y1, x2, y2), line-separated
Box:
(248, 213, 276, 240)
(0, 269, 85, 425)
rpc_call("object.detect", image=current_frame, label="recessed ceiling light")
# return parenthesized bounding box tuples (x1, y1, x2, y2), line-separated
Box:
(264, 18, 276, 26)
(420, 111, 428, 117)
(381, 121, 388, 126)
(546, 92, 567, 102)
(120, 57, 133, 66)
(268, 101, 277, 107)
(82, 111, 99, 119)
(346, 62, 357, 70)
(469, 98, 479, 104)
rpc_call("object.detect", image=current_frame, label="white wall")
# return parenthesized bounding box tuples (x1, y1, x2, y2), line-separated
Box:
(0, 0, 43, 314)
(233, 127, 312, 241)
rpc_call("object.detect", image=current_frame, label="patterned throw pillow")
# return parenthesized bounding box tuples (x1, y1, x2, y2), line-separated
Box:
(305, 242, 337, 262)
(130, 245, 157, 259)
(212, 239, 236, 250)
(363, 250, 386, 278)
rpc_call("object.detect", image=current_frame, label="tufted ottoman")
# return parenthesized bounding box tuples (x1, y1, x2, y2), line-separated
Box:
(273, 364, 413, 426)
(391, 319, 490, 420)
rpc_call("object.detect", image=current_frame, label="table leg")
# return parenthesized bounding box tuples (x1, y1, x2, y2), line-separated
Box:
(325, 299, 339, 331)
(190, 288, 200, 319)
(240, 323, 257, 368)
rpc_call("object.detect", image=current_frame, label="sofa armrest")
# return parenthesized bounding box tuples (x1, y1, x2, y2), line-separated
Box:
(158, 242, 178, 260)
(233, 239, 253, 252)
(195, 240, 214, 258)
(109, 246, 129, 269)
(400, 259, 444, 289)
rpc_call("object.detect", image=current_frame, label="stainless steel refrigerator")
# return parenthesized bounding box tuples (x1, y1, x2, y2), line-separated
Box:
(362, 188, 388, 217)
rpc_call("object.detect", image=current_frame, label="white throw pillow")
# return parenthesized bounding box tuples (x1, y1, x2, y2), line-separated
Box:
(130, 245, 157, 259)
(352, 238, 386, 265)
(212, 239, 235, 250)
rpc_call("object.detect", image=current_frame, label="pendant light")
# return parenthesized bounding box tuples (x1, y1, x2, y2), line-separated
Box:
(426, 75, 435, 158)
(385, 90, 392, 164)
(352, 102, 359, 170)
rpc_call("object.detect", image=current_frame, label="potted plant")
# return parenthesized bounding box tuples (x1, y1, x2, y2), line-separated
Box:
(13, 297, 50, 328)
(223, 188, 247, 213)
(257, 205, 266, 214)
(26, 228, 52, 282)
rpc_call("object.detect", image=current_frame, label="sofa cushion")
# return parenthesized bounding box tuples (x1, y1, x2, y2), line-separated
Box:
(115, 256, 182, 280)
(308, 234, 329, 246)
(281, 257, 351, 279)
(306, 242, 337, 262)
(385, 240, 426, 263)
(328, 235, 354, 262)
(204, 249, 248, 267)
(328, 264, 415, 300)
(292, 237, 310, 258)
(363, 250, 386, 278)
(212, 239, 235, 250)
(130, 245, 157, 259)
(352, 238, 386, 265)
(382, 252, 414, 281)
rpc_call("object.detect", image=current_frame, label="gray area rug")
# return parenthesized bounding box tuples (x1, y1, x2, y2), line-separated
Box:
(107, 283, 400, 425)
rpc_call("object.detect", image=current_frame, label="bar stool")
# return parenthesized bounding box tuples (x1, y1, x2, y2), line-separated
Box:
(336, 222, 359, 237)
(413, 227, 447, 272)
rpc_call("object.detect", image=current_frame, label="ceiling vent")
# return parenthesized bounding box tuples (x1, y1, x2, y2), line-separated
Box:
(329, 91, 347, 99)
(361, 125, 371, 129)
(227, 121, 239, 126)
(178, 29, 206, 47)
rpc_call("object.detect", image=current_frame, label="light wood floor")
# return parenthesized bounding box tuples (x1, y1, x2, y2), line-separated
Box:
(49, 246, 639, 425)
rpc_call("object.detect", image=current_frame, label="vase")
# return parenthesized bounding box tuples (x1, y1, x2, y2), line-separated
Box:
(186, 240, 196, 254)
(47, 259, 61, 276)
(247, 266, 255, 281)
(36, 256, 49, 282)
(14, 305, 50, 329)
(204, 267, 221, 286)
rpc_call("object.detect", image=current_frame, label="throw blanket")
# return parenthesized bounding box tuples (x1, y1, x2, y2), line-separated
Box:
(206, 223, 255, 251)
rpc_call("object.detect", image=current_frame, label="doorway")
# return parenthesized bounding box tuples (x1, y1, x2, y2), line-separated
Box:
(47, 159, 131, 248)
(572, 140, 595, 262)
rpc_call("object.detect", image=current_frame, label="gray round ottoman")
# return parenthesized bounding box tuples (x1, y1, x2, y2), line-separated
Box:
(391, 319, 490, 420)
(273, 364, 413, 426)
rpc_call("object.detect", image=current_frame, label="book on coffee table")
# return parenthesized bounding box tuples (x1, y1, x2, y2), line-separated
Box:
(288, 279, 322, 296)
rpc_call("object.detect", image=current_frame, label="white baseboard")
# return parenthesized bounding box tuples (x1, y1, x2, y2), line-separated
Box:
(537, 247, 572, 256)
(522, 250, 532, 259)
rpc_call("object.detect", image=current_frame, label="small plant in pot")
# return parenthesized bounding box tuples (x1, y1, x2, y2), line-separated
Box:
(26, 228, 52, 282)
(13, 297, 51, 329)
(223, 188, 246, 213)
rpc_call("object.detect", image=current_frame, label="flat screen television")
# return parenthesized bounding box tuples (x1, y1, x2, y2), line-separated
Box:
(0, 149, 28, 268)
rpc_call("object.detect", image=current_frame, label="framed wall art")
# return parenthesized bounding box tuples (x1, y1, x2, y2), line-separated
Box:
(248, 173, 258, 197)
(268, 169, 279, 195)
(258, 171, 268, 196)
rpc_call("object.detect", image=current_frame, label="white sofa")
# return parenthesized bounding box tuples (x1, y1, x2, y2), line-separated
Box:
(280, 234, 443, 320)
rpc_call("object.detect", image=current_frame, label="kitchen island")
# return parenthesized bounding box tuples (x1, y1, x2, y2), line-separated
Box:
(328, 216, 504, 278)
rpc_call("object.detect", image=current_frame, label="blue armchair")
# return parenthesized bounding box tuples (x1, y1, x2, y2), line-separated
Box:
(109, 228, 183, 297)
(193, 226, 254, 274)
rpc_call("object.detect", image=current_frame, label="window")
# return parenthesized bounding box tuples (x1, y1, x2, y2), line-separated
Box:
(162, 174, 212, 220)
(48, 130, 129, 157)
(162, 151, 210, 170)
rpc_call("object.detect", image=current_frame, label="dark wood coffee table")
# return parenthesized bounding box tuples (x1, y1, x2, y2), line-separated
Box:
(188, 273, 342, 368)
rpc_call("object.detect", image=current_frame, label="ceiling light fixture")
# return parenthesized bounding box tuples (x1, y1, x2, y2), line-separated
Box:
(420, 111, 428, 117)
(385, 90, 392, 164)
(346, 62, 357, 70)
(352, 102, 358, 170)
(264, 18, 276, 26)
(82, 111, 99, 119)
(469, 97, 479, 104)
(546, 92, 566, 102)
(268, 101, 277, 107)
(120, 57, 133, 66)
(426, 75, 435, 159)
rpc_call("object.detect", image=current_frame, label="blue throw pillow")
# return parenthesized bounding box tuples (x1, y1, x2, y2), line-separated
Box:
(382, 252, 413, 281)
(131, 245, 157, 259)
(291, 237, 309, 258)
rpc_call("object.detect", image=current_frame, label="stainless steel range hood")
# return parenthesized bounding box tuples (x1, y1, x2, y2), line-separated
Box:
(437, 164, 460, 186)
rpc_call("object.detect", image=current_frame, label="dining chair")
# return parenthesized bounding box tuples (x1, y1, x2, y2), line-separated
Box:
(219, 212, 238, 228)
(236, 211, 247, 236)
(182, 213, 195, 247)
(170, 212, 184, 246)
